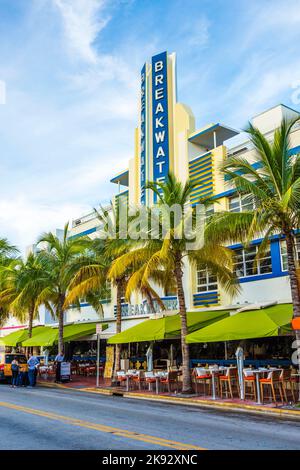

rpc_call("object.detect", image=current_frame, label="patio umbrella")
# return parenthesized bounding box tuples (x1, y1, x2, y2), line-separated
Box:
(186, 303, 293, 344)
(108, 310, 229, 344)
(235, 346, 245, 400)
(146, 342, 153, 371)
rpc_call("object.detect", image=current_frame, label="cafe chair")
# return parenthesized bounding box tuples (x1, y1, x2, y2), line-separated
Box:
(145, 371, 156, 392)
(116, 370, 127, 387)
(219, 367, 238, 399)
(243, 369, 256, 401)
(193, 368, 212, 396)
(259, 369, 284, 404)
(280, 369, 295, 403)
(160, 370, 179, 393)
(132, 370, 145, 390)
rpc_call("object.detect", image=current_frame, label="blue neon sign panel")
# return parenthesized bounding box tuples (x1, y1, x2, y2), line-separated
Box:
(140, 63, 146, 204)
(152, 52, 169, 195)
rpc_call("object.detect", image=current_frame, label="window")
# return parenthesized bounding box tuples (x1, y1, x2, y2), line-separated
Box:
(234, 245, 272, 278)
(280, 237, 300, 271)
(197, 268, 218, 292)
(229, 195, 254, 213)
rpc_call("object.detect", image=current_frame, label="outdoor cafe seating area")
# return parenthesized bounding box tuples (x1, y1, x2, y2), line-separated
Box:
(115, 364, 300, 406)
(191, 364, 299, 405)
(37, 357, 105, 380)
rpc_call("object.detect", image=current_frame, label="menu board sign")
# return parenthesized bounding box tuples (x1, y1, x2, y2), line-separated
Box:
(60, 361, 71, 382)
(104, 346, 114, 379)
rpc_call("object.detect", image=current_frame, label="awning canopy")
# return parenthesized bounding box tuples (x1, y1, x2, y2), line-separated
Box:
(22, 327, 59, 347)
(63, 323, 107, 342)
(186, 304, 293, 344)
(108, 310, 229, 344)
(21, 322, 108, 347)
(0, 326, 48, 347)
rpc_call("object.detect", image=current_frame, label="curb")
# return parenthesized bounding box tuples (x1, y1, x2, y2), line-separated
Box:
(123, 392, 300, 420)
(38, 381, 300, 420)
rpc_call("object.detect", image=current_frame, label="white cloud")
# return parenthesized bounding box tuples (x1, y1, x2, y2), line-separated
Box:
(185, 17, 210, 48)
(0, 196, 90, 253)
(54, 0, 110, 63)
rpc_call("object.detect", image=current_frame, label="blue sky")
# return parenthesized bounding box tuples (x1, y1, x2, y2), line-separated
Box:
(0, 0, 300, 251)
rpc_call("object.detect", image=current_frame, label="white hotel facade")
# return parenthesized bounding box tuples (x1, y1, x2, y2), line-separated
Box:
(2, 51, 300, 337)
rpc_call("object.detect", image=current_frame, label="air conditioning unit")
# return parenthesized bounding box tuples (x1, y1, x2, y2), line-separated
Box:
(74, 219, 81, 226)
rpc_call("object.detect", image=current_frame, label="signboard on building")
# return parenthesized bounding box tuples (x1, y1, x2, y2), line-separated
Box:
(152, 51, 170, 194)
(140, 63, 147, 204)
(138, 51, 174, 205)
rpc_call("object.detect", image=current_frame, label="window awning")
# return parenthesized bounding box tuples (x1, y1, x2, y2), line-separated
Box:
(0, 326, 48, 347)
(108, 310, 229, 344)
(186, 304, 293, 344)
(21, 322, 108, 347)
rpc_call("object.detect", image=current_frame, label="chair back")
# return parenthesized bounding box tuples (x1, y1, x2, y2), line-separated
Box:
(227, 367, 237, 378)
(280, 368, 290, 380)
(168, 370, 178, 381)
(270, 369, 282, 382)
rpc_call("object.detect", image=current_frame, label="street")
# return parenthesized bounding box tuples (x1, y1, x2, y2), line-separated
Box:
(0, 385, 299, 450)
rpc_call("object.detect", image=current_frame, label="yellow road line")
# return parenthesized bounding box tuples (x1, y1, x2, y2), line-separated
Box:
(0, 401, 205, 450)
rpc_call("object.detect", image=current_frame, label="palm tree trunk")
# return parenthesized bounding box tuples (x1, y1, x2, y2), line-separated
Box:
(57, 294, 65, 355)
(285, 233, 300, 383)
(113, 279, 122, 380)
(146, 292, 155, 313)
(174, 256, 193, 394)
(28, 303, 35, 338)
(285, 233, 300, 316)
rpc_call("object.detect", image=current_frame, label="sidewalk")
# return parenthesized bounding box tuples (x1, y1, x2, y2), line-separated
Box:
(38, 374, 300, 420)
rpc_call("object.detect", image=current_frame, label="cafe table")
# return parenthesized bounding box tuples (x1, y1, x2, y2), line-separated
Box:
(250, 368, 280, 405)
(154, 371, 168, 394)
(209, 366, 228, 400)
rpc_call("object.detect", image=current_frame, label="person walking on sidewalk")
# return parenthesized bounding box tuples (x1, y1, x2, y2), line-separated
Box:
(55, 350, 64, 383)
(27, 354, 40, 387)
(11, 357, 19, 388)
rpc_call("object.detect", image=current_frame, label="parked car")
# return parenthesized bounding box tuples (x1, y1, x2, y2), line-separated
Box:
(0, 353, 28, 382)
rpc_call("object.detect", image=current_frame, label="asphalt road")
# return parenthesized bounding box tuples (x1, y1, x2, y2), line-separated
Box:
(0, 384, 299, 450)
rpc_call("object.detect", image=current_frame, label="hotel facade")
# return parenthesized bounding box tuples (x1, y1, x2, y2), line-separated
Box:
(2, 51, 300, 337)
(62, 51, 300, 336)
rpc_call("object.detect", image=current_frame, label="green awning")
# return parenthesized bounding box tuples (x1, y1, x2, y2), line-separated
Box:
(63, 322, 108, 342)
(22, 323, 108, 347)
(22, 327, 58, 347)
(1, 326, 48, 347)
(108, 310, 229, 344)
(186, 304, 293, 344)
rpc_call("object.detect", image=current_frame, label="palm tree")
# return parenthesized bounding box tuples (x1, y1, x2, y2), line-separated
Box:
(110, 173, 238, 393)
(36, 224, 92, 354)
(0, 253, 48, 337)
(109, 241, 175, 314)
(205, 117, 300, 348)
(0, 239, 19, 327)
(65, 206, 131, 377)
